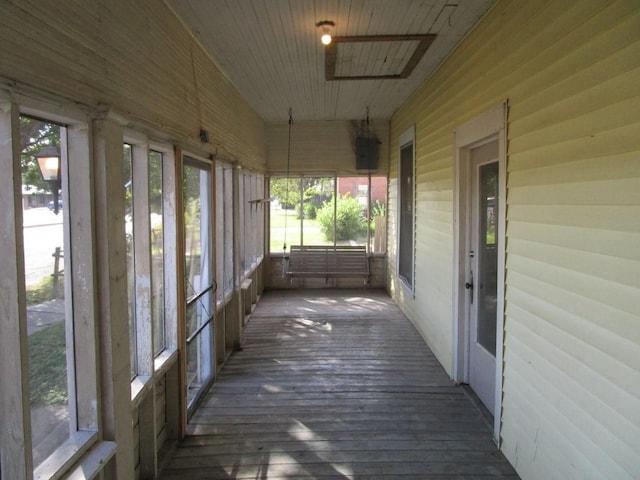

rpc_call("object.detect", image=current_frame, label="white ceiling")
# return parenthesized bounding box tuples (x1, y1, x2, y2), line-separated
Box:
(167, 0, 495, 123)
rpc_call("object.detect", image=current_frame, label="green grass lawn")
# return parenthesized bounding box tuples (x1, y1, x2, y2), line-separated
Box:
(26, 275, 61, 306)
(269, 208, 330, 252)
(29, 322, 68, 406)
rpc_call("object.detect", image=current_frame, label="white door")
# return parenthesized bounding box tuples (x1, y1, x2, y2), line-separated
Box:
(467, 141, 499, 415)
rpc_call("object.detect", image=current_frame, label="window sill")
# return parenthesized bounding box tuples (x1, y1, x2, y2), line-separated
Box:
(154, 348, 178, 376)
(64, 441, 117, 480)
(131, 374, 152, 407)
(33, 430, 98, 480)
(131, 349, 178, 406)
(399, 275, 415, 299)
(217, 291, 233, 310)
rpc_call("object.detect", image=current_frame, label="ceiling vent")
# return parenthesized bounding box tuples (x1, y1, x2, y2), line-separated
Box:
(325, 34, 436, 81)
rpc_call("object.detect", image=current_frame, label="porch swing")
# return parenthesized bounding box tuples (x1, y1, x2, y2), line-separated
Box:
(282, 109, 370, 283)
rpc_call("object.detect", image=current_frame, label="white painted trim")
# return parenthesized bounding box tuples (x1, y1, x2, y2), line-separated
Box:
(494, 103, 508, 442)
(397, 125, 416, 296)
(0, 83, 91, 125)
(452, 102, 507, 441)
(124, 128, 147, 145)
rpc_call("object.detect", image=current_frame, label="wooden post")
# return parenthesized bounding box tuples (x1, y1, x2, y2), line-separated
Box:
(173, 147, 187, 438)
(0, 95, 33, 480)
(92, 116, 135, 479)
(52, 247, 62, 298)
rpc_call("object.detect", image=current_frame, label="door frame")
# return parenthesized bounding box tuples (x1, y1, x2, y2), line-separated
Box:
(452, 102, 507, 441)
(180, 151, 217, 423)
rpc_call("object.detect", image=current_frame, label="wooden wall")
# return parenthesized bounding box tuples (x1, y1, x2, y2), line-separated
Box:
(267, 119, 390, 176)
(1, 0, 266, 477)
(388, 0, 640, 479)
(0, 0, 265, 169)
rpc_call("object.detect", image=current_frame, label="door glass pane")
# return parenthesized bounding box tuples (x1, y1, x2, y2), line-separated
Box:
(183, 158, 214, 411)
(399, 143, 414, 286)
(477, 161, 498, 355)
(21, 118, 71, 466)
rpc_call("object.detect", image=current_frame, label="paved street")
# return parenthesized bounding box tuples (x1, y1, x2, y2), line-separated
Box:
(22, 207, 64, 286)
(27, 299, 65, 335)
(22, 207, 66, 334)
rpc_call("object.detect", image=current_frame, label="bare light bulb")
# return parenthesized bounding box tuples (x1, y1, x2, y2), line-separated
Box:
(316, 20, 335, 46)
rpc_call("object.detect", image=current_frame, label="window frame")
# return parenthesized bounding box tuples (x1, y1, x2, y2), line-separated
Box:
(125, 131, 178, 400)
(397, 126, 416, 294)
(215, 160, 235, 305)
(268, 174, 387, 254)
(149, 140, 178, 370)
(0, 94, 104, 478)
(240, 170, 262, 278)
(182, 153, 216, 415)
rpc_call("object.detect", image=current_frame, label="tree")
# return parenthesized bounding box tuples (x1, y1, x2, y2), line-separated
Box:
(270, 177, 333, 217)
(270, 178, 300, 209)
(20, 117, 61, 191)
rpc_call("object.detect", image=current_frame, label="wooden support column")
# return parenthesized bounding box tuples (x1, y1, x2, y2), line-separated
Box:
(231, 166, 243, 350)
(161, 144, 181, 443)
(65, 122, 99, 431)
(131, 141, 153, 377)
(0, 98, 33, 480)
(174, 147, 187, 438)
(92, 116, 135, 479)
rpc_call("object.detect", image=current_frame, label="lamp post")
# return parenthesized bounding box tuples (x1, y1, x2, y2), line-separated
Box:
(36, 145, 61, 215)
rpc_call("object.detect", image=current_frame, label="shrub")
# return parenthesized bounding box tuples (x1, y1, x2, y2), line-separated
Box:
(304, 203, 317, 219)
(371, 200, 386, 217)
(369, 200, 387, 231)
(317, 194, 367, 241)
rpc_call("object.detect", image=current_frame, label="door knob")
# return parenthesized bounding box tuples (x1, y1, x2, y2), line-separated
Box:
(465, 281, 473, 289)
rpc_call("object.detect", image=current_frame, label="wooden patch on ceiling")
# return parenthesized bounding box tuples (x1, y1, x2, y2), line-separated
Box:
(325, 34, 436, 81)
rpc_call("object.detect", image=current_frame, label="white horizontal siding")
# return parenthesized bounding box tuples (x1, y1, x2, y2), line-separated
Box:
(500, 1, 640, 477)
(389, 0, 640, 478)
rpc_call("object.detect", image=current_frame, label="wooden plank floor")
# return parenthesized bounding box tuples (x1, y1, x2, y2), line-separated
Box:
(160, 289, 519, 479)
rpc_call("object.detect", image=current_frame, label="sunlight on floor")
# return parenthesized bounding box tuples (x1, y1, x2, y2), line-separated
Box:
(287, 420, 355, 479)
(292, 317, 333, 332)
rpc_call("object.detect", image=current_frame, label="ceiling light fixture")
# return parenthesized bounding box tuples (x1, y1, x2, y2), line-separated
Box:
(315, 20, 335, 45)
